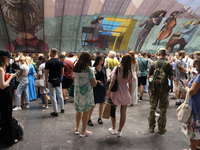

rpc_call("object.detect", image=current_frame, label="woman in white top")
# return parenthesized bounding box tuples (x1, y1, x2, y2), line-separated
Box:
(13, 56, 30, 111)
(129, 51, 139, 106)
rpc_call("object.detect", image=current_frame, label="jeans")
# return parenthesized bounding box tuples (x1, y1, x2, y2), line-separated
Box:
(15, 77, 29, 106)
(48, 82, 64, 113)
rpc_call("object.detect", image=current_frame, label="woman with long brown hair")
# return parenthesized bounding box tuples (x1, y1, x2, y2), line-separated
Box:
(73, 51, 98, 137)
(129, 51, 139, 106)
(107, 54, 134, 137)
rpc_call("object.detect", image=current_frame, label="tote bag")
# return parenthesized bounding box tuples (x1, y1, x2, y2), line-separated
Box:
(176, 91, 191, 123)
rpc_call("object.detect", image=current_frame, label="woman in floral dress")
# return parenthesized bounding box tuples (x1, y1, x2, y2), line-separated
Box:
(181, 57, 200, 150)
(73, 51, 98, 137)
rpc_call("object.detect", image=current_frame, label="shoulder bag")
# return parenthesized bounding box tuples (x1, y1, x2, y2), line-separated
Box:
(106, 67, 118, 92)
(176, 91, 191, 123)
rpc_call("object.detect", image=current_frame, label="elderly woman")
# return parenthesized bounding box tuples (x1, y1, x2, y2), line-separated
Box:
(0, 50, 17, 145)
(181, 57, 200, 150)
(73, 51, 98, 137)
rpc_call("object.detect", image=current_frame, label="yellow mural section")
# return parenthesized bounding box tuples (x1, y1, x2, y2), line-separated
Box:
(105, 17, 137, 51)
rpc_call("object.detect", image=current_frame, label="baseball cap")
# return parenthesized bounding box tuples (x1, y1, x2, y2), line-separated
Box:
(0, 50, 14, 59)
(158, 48, 167, 55)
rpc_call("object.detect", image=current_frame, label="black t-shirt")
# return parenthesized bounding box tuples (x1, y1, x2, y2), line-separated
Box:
(45, 58, 64, 83)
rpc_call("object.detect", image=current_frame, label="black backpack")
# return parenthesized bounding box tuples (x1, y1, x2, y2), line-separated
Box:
(11, 117, 24, 140)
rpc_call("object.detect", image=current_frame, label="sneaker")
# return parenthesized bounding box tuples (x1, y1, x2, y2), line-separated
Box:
(158, 128, 167, 134)
(175, 101, 182, 106)
(24, 105, 29, 109)
(74, 129, 79, 135)
(139, 97, 142, 101)
(13, 106, 22, 111)
(50, 112, 58, 117)
(45, 106, 49, 109)
(88, 120, 94, 126)
(155, 112, 160, 117)
(117, 131, 122, 137)
(108, 128, 117, 135)
(61, 109, 65, 113)
(64, 100, 67, 105)
(97, 118, 103, 125)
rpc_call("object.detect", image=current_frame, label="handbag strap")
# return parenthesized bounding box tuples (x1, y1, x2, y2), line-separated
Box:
(139, 57, 147, 70)
(63, 61, 72, 70)
(115, 66, 118, 77)
(184, 91, 191, 104)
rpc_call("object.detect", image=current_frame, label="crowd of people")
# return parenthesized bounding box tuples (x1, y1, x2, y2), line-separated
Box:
(0, 48, 200, 150)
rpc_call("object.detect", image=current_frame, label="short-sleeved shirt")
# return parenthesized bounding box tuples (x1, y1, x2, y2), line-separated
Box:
(105, 58, 118, 70)
(188, 74, 200, 119)
(63, 59, 74, 79)
(175, 59, 186, 80)
(73, 67, 95, 112)
(21, 64, 30, 76)
(137, 57, 148, 77)
(149, 58, 173, 83)
(45, 58, 64, 83)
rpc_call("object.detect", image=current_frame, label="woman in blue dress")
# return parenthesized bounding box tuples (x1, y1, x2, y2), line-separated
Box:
(88, 55, 107, 126)
(181, 57, 200, 150)
(26, 56, 37, 101)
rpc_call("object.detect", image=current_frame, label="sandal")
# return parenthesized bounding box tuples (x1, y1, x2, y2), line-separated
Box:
(74, 128, 79, 135)
(80, 130, 92, 137)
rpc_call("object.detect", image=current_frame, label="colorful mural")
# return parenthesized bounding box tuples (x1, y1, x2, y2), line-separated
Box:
(0, 0, 200, 54)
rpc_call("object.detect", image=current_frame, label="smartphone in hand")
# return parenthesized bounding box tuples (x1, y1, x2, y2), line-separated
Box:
(179, 78, 188, 86)
(14, 71, 19, 74)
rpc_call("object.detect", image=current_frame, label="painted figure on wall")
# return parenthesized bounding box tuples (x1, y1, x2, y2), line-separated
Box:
(152, 11, 179, 45)
(86, 16, 108, 50)
(134, 10, 167, 53)
(166, 20, 200, 53)
(1, 0, 49, 54)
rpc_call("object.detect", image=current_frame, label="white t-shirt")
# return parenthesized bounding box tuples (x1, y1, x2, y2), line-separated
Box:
(183, 57, 193, 73)
(21, 64, 30, 76)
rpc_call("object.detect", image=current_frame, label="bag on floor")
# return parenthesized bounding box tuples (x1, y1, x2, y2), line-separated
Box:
(11, 117, 24, 140)
(176, 91, 191, 123)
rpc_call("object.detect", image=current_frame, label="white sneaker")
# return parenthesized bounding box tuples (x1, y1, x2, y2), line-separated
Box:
(45, 106, 49, 109)
(24, 105, 29, 109)
(117, 131, 122, 137)
(108, 128, 117, 135)
(155, 112, 160, 117)
(13, 106, 22, 111)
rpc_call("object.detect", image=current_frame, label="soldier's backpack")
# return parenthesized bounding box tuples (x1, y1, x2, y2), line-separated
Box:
(149, 61, 168, 93)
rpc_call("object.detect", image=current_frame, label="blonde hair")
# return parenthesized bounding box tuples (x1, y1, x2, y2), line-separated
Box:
(38, 53, 44, 57)
(26, 56, 32, 65)
(19, 56, 28, 65)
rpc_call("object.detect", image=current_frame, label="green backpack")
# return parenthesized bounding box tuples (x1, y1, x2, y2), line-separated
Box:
(149, 61, 168, 93)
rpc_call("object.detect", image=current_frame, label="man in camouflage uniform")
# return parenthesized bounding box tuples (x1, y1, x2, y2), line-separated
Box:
(148, 48, 174, 134)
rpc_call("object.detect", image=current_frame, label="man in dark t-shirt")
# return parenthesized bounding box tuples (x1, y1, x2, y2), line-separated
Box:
(45, 48, 64, 117)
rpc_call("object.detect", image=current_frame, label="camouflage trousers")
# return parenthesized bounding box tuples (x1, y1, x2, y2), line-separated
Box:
(148, 92, 169, 132)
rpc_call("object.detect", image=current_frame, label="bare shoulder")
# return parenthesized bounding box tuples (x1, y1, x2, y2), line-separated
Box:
(0, 67, 4, 72)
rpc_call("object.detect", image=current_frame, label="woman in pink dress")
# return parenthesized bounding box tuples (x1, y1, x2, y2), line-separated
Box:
(107, 54, 134, 137)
